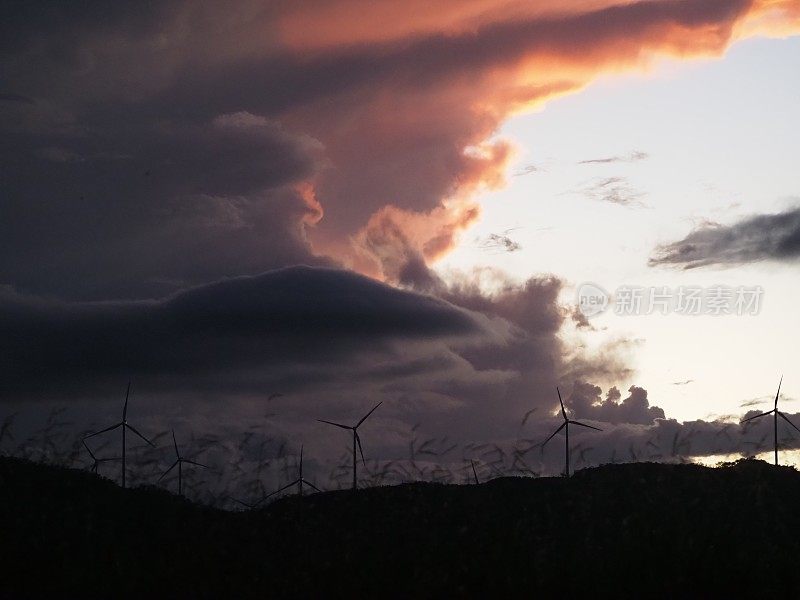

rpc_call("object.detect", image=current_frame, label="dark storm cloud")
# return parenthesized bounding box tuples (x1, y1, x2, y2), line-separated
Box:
(552, 412, 800, 466)
(381, 258, 662, 439)
(649, 206, 800, 269)
(0, 92, 34, 104)
(1, 0, 786, 475)
(0, 0, 764, 295)
(0, 266, 489, 400)
(157, 0, 751, 118)
(0, 108, 327, 299)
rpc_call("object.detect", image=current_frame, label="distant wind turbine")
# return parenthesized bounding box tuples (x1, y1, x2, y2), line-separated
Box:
(318, 402, 382, 490)
(82, 438, 120, 475)
(84, 383, 154, 488)
(264, 445, 322, 500)
(158, 430, 209, 496)
(542, 387, 602, 477)
(740, 376, 800, 465)
(234, 445, 322, 509)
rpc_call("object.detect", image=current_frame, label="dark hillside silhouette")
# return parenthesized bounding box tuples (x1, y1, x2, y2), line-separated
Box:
(2, 456, 800, 597)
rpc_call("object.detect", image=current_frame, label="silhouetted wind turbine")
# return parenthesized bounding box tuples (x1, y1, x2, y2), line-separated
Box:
(264, 445, 322, 500)
(84, 383, 154, 488)
(542, 387, 602, 477)
(158, 430, 209, 496)
(318, 402, 382, 490)
(471, 459, 480, 484)
(232, 497, 257, 510)
(740, 376, 800, 466)
(82, 438, 120, 475)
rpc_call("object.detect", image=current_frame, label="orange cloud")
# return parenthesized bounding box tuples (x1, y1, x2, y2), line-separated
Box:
(351, 139, 512, 282)
(280, 0, 800, 280)
(277, 1, 634, 51)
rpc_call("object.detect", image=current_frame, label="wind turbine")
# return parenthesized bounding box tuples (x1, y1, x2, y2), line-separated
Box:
(82, 438, 120, 475)
(542, 387, 602, 477)
(470, 459, 480, 484)
(84, 383, 154, 488)
(158, 430, 209, 496)
(740, 376, 800, 465)
(318, 402, 382, 490)
(264, 445, 322, 500)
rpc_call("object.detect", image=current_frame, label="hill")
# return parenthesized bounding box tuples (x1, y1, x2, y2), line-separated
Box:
(2, 456, 799, 597)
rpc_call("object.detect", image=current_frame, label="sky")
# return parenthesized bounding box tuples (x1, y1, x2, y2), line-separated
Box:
(443, 34, 800, 423)
(2, 0, 800, 496)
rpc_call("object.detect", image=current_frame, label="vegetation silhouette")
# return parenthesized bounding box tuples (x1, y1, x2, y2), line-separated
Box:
(2, 456, 800, 596)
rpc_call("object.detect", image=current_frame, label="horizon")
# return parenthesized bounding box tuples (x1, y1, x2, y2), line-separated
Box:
(2, 0, 800, 497)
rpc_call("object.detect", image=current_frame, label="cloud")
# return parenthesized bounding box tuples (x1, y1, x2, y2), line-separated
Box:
(578, 150, 649, 164)
(566, 381, 666, 425)
(0, 108, 330, 299)
(2, 0, 796, 297)
(0, 261, 652, 467)
(513, 164, 542, 176)
(573, 176, 647, 207)
(649, 206, 800, 269)
(0, 92, 34, 105)
(0, 266, 492, 400)
(570, 305, 595, 330)
(476, 230, 523, 253)
(3, 0, 799, 483)
(4, 264, 795, 482)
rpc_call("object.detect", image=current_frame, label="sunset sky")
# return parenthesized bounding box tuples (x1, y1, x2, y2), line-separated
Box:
(2, 0, 800, 484)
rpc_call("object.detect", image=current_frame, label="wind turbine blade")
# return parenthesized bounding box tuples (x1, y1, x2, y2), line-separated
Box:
(303, 480, 323, 492)
(182, 459, 209, 469)
(775, 375, 784, 410)
(123, 382, 131, 420)
(232, 497, 254, 509)
(557, 387, 567, 420)
(542, 422, 566, 447)
(741, 410, 774, 423)
(84, 422, 122, 438)
(778, 411, 800, 436)
(355, 431, 366, 465)
(300, 444, 304, 469)
(172, 429, 179, 457)
(357, 401, 383, 427)
(125, 424, 154, 446)
(317, 419, 352, 430)
(570, 421, 603, 432)
(158, 460, 179, 482)
(82, 439, 96, 460)
(265, 480, 300, 499)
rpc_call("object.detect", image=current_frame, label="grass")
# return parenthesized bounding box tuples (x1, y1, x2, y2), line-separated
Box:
(2, 456, 800, 597)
